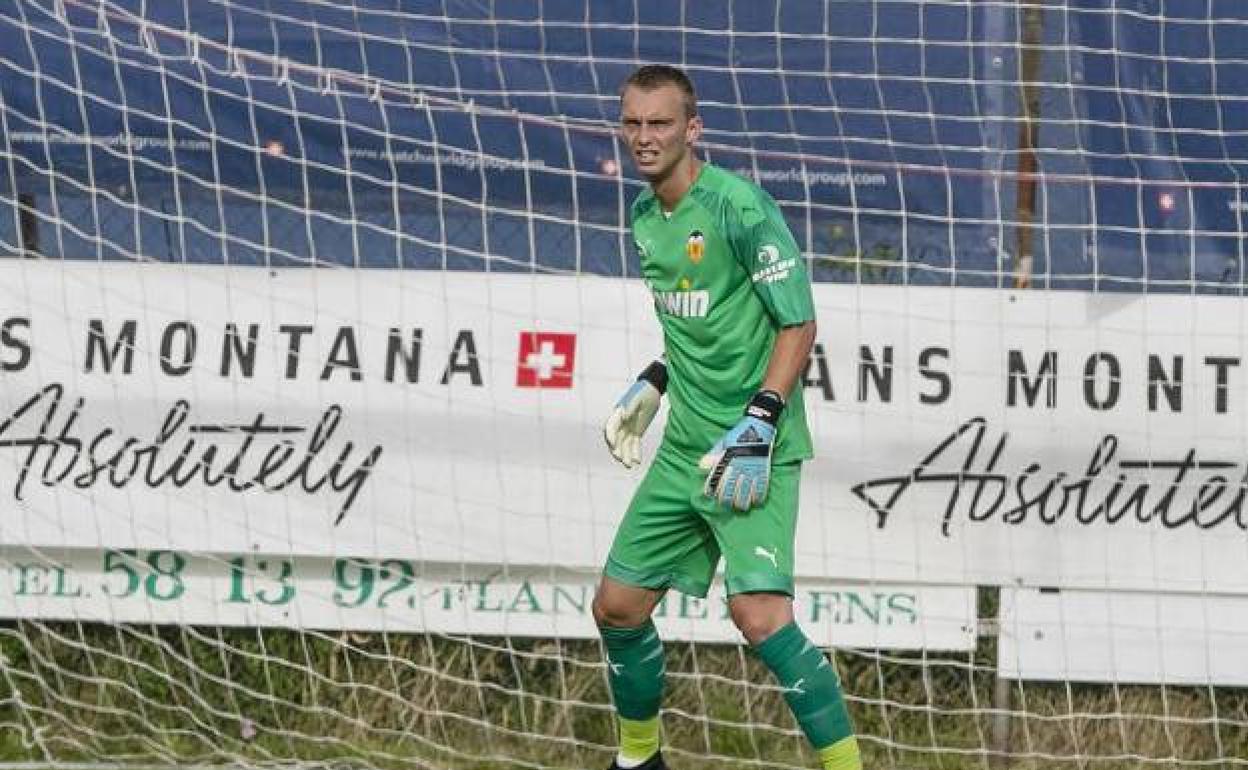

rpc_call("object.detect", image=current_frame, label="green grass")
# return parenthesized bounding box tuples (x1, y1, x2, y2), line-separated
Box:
(1, 620, 1245, 770)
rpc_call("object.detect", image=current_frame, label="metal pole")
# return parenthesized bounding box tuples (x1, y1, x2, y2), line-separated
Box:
(985, 586, 1012, 769)
(1013, 2, 1045, 289)
(18, 191, 39, 257)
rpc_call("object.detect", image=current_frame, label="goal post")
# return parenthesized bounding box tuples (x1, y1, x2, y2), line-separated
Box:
(2, 2, 1247, 770)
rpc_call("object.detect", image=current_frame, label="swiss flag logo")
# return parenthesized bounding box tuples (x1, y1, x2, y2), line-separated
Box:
(516, 332, 577, 388)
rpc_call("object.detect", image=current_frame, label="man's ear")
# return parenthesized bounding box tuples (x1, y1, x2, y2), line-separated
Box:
(686, 114, 703, 145)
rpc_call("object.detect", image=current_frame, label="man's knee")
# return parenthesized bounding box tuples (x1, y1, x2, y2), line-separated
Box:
(593, 594, 648, 628)
(593, 579, 661, 628)
(729, 593, 794, 645)
(731, 609, 787, 645)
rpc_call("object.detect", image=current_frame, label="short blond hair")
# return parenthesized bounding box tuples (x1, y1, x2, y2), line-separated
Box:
(621, 64, 697, 119)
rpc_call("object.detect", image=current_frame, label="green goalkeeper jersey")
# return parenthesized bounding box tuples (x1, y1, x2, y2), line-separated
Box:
(630, 162, 815, 464)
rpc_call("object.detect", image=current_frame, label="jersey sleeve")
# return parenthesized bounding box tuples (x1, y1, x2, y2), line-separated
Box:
(729, 190, 816, 327)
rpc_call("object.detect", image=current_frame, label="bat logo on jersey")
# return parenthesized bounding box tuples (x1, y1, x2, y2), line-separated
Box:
(685, 230, 706, 263)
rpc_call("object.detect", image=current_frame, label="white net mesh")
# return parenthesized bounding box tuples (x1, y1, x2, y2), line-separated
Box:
(2, 2, 1247, 769)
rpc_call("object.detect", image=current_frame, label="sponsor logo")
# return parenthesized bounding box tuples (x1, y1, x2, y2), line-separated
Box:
(686, 230, 706, 263)
(635, 240, 649, 259)
(516, 332, 576, 388)
(753, 545, 779, 569)
(739, 426, 764, 444)
(652, 289, 710, 318)
(753, 245, 796, 284)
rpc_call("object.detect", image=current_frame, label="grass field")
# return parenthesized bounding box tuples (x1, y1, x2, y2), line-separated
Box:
(2, 612, 1246, 770)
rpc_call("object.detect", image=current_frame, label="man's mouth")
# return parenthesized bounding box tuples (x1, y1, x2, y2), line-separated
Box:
(635, 149, 659, 164)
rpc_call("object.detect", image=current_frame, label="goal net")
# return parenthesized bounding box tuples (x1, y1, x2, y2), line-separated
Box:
(2, 2, 1247, 769)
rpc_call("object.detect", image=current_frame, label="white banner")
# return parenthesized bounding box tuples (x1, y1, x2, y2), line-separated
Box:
(999, 588, 1248, 686)
(807, 283, 1248, 594)
(0, 547, 975, 649)
(1, 263, 1246, 594)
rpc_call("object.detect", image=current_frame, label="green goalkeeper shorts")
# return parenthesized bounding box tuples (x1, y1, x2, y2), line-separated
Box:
(604, 446, 800, 598)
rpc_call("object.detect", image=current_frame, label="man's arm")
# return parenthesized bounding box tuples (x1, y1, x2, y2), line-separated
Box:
(728, 194, 816, 402)
(701, 189, 816, 510)
(699, 322, 814, 510)
(760, 320, 816, 402)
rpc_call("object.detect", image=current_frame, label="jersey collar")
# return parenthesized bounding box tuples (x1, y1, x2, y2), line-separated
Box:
(657, 161, 711, 219)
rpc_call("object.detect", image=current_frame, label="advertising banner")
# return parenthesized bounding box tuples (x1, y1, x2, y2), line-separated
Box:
(0, 548, 974, 648)
(1, 263, 1245, 597)
(999, 588, 1248, 686)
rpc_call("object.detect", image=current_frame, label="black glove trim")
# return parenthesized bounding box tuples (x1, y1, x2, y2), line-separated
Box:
(638, 359, 668, 395)
(745, 389, 785, 426)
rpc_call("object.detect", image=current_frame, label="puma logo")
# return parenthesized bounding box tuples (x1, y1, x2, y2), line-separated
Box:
(783, 678, 806, 696)
(753, 545, 779, 569)
(607, 658, 624, 676)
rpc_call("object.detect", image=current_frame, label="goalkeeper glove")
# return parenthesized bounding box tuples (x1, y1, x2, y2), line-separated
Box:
(699, 390, 784, 511)
(603, 360, 667, 468)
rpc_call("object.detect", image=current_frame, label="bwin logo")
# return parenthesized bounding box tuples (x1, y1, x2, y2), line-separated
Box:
(653, 289, 710, 318)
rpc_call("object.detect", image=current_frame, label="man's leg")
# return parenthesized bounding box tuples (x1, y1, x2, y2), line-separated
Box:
(708, 462, 861, 769)
(592, 577, 667, 768)
(598, 448, 720, 768)
(730, 593, 861, 770)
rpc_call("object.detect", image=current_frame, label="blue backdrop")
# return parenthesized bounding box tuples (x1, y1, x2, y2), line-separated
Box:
(1, 1, 1245, 291)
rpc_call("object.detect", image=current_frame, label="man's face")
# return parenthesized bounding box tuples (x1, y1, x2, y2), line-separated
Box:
(619, 84, 702, 182)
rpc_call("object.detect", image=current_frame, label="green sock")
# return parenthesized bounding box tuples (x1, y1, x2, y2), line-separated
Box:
(599, 620, 665, 759)
(754, 622, 855, 755)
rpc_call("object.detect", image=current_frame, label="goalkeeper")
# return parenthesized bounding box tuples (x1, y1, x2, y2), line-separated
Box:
(594, 64, 861, 770)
